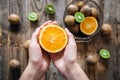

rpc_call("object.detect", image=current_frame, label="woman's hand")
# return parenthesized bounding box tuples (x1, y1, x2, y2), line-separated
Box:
(50, 28, 89, 80)
(20, 21, 89, 80)
(49, 28, 77, 74)
(20, 21, 57, 80)
(28, 21, 51, 72)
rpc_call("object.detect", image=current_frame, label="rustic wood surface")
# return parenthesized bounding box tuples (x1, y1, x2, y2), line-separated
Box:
(0, 0, 120, 80)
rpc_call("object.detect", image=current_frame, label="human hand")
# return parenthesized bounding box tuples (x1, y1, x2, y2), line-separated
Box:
(20, 21, 89, 80)
(49, 28, 77, 74)
(28, 21, 52, 71)
(20, 21, 57, 80)
(49, 28, 89, 80)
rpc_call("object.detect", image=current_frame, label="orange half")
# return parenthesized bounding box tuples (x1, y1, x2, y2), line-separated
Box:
(39, 24, 68, 53)
(80, 17, 98, 35)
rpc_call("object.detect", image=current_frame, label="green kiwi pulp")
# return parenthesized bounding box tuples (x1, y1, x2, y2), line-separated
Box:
(45, 4, 55, 14)
(99, 49, 110, 59)
(28, 12, 38, 21)
(74, 12, 85, 23)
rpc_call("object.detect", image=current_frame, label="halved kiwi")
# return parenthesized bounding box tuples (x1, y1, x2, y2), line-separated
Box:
(74, 12, 85, 23)
(28, 12, 38, 21)
(45, 4, 55, 14)
(99, 49, 110, 59)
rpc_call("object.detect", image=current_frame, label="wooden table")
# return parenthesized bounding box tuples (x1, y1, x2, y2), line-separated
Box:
(0, 0, 120, 80)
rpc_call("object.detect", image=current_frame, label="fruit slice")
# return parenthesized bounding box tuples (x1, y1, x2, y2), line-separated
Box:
(45, 4, 55, 14)
(39, 24, 68, 53)
(28, 12, 38, 21)
(80, 17, 98, 35)
(75, 12, 85, 23)
(99, 49, 110, 59)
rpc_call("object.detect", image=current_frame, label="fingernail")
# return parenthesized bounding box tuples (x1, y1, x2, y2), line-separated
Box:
(48, 20, 52, 22)
(53, 21, 58, 24)
(65, 28, 69, 31)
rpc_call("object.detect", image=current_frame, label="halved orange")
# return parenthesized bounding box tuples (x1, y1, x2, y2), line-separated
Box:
(39, 24, 68, 53)
(80, 17, 98, 35)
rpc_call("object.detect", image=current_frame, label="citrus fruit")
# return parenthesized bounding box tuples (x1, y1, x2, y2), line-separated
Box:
(45, 4, 55, 14)
(39, 24, 68, 53)
(80, 17, 98, 35)
(75, 12, 85, 23)
(28, 12, 38, 21)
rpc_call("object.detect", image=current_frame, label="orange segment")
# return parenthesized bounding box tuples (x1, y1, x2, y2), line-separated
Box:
(39, 24, 68, 53)
(80, 17, 98, 35)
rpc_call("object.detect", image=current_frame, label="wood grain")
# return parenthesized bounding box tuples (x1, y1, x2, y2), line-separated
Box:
(45, 0, 66, 80)
(0, 0, 120, 80)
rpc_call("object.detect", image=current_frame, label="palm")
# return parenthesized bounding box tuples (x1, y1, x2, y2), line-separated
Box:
(28, 21, 56, 72)
(50, 28, 77, 74)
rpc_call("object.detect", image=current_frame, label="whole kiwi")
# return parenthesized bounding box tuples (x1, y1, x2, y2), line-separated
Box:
(22, 40, 31, 49)
(64, 15, 75, 26)
(9, 59, 20, 68)
(70, 24, 79, 34)
(101, 23, 112, 38)
(76, 1, 85, 9)
(86, 54, 99, 64)
(80, 5, 92, 16)
(91, 7, 99, 18)
(67, 4, 79, 15)
(8, 14, 20, 24)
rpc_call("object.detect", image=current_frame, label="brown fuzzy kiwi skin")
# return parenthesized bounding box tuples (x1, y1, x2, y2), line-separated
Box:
(22, 40, 31, 49)
(9, 59, 20, 68)
(86, 54, 99, 64)
(69, 24, 79, 34)
(76, 1, 85, 9)
(64, 15, 75, 26)
(8, 14, 20, 24)
(101, 23, 112, 38)
(91, 7, 99, 18)
(67, 4, 79, 15)
(80, 5, 92, 17)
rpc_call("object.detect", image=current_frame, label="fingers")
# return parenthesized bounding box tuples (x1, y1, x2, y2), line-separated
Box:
(40, 20, 52, 29)
(31, 27, 40, 43)
(41, 20, 52, 26)
(40, 20, 58, 28)
(65, 28, 76, 46)
(31, 21, 58, 44)
(52, 21, 58, 25)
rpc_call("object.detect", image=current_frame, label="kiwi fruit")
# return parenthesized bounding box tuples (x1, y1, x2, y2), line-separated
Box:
(76, 1, 85, 9)
(67, 4, 79, 15)
(64, 15, 75, 26)
(8, 14, 20, 24)
(22, 40, 31, 49)
(91, 7, 99, 18)
(74, 12, 85, 23)
(80, 5, 92, 16)
(9, 59, 20, 68)
(86, 54, 99, 64)
(101, 23, 112, 38)
(70, 24, 79, 34)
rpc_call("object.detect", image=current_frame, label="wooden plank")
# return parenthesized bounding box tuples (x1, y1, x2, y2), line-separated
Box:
(84, 0, 120, 80)
(46, 0, 66, 80)
(46, 0, 65, 25)
(25, 0, 47, 79)
(0, 0, 47, 80)
(8, 0, 27, 80)
(103, 0, 120, 79)
(0, 0, 10, 80)
(0, 0, 119, 80)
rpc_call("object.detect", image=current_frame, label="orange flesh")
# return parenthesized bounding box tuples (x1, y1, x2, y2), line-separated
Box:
(39, 24, 68, 53)
(80, 17, 98, 35)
